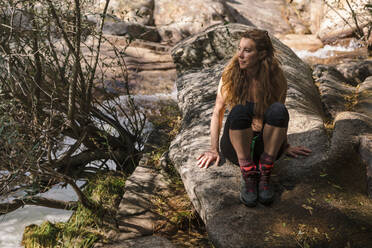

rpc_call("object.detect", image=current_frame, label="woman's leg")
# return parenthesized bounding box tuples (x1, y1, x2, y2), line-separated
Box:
(262, 124, 287, 159)
(259, 102, 289, 204)
(229, 128, 253, 161)
(223, 103, 259, 207)
(227, 103, 254, 164)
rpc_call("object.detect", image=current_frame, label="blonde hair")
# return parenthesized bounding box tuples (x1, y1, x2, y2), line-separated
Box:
(221, 30, 287, 117)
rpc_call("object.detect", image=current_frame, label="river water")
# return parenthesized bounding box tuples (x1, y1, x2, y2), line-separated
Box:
(0, 41, 366, 247)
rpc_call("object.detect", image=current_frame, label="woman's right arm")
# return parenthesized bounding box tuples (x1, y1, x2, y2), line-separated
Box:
(197, 79, 226, 168)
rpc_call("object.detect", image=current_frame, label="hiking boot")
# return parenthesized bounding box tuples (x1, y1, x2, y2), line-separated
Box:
(240, 168, 259, 207)
(258, 162, 275, 204)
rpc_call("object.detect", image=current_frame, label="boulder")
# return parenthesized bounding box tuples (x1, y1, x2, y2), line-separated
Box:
(360, 135, 372, 198)
(355, 76, 372, 116)
(309, 0, 370, 42)
(336, 60, 372, 86)
(313, 66, 372, 199)
(223, 0, 299, 35)
(328, 111, 372, 198)
(102, 21, 160, 42)
(313, 64, 354, 119)
(274, 34, 323, 52)
(153, 0, 237, 44)
(95, 0, 155, 25)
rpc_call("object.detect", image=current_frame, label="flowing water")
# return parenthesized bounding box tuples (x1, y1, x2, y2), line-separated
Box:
(293, 39, 368, 65)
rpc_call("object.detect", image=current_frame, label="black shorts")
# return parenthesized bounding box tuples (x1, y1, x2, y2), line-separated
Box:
(220, 102, 289, 165)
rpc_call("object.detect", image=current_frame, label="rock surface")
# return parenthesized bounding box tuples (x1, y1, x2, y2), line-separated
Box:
(314, 0, 370, 42)
(275, 34, 323, 52)
(169, 23, 372, 247)
(336, 60, 372, 86)
(223, 0, 294, 34)
(102, 21, 160, 42)
(95, 0, 155, 25)
(355, 76, 372, 116)
(153, 0, 236, 44)
(105, 235, 176, 248)
(82, 35, 176, 95)
(98, 154, 176, 248)
(313, 64, 354, 118)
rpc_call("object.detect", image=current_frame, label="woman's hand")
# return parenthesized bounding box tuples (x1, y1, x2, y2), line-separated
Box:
(285, 145, 312, 158)
(197, 150, 220, 169)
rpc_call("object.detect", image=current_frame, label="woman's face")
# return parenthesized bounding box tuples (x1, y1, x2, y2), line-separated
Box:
(237, 38, 259, 70)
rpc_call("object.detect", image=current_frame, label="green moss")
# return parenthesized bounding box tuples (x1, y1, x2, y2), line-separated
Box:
(22, 174, 126, 248)
(22, 222, 60, 248)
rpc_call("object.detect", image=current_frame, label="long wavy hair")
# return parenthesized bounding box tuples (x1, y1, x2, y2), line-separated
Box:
(221, 29, 287, 117)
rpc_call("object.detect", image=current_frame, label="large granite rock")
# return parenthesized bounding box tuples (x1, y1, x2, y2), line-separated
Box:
(102, 21, 160, 42)
(153, 0, 238, 44)
(95, 0, 155, 25)
(169, 23, 372, 247)
(309, 0, 370, 42)
(355, 76, 372, 116)
(313, 65, 354, 119)
(336, 61, 372, 86)
(314, 63, 372, 198)
(223, 0, 295, 35)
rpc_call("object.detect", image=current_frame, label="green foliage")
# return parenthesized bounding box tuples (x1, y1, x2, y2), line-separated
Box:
(22, 222, 60, 248)
(84, 174, 125, 210)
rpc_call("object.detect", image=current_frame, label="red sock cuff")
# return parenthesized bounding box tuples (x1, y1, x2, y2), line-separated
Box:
(238, 159, 256, 171)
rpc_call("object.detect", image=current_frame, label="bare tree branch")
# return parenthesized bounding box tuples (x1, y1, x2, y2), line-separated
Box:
(0, 196, 77, 215)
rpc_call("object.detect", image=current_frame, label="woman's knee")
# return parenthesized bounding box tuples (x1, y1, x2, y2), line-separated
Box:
(228, 104, 253, 130)
(264, 102, 289, 128)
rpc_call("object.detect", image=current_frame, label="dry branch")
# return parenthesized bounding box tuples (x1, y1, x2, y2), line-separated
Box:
(0, 196, 77, 215)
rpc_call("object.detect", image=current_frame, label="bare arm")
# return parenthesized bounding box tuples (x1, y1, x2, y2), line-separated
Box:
(197, 79, 226, 168)
(210, 79, 226, 152)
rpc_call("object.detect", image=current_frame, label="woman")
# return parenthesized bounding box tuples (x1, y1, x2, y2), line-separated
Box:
(197, 29, 311, 207)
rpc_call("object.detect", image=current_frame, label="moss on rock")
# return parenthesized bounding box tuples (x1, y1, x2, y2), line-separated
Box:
(22, 173, 126, 248)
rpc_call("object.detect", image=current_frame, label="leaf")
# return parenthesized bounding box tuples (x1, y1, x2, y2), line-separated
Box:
(304, 242, 310, 248)
(320, 173, 328, 177)
(325, 233, 330, 240)
(332, 184, 343, 189)
(314, 227, 319, 234)
(302, 204, 313, 215)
